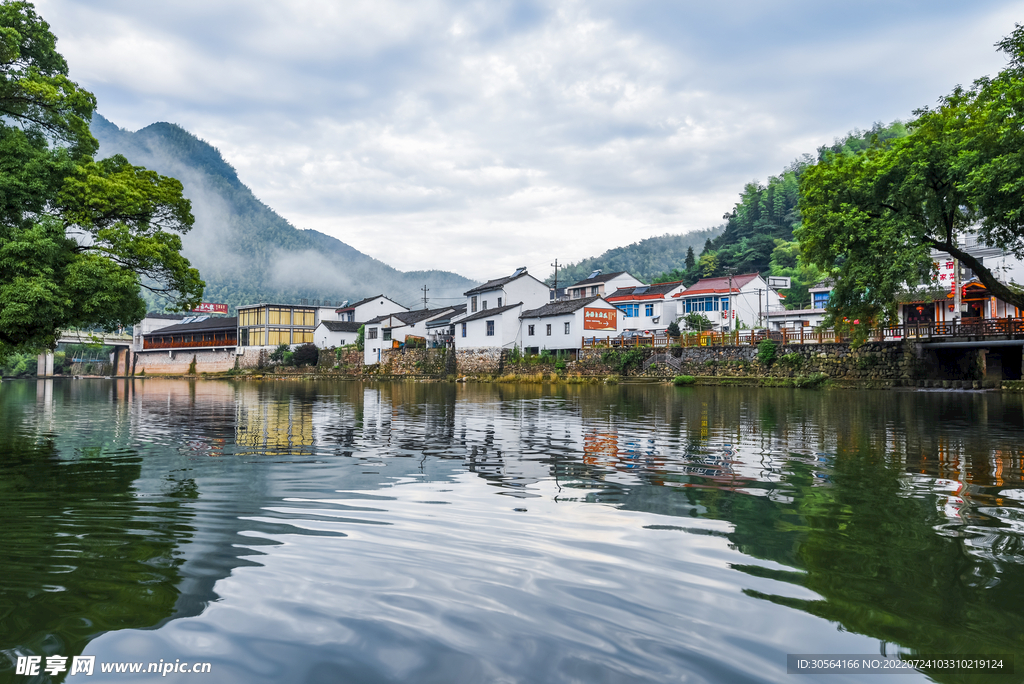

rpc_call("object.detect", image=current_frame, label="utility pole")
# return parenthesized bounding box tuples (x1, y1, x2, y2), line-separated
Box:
(421, 284, 429, 310)
(551, 259, 560, 297)
(725, 267, 735, 331)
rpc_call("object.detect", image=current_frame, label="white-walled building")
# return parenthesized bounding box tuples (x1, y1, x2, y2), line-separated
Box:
(455, 303, 524, 350)
(460, 267, 549, 317)
(315, 320, 364, 348)
(518, 296, 620, 352)
(605, 281, 688, 333)
(767, 279, 833, 331)
(335, 295, 408, 323)
(673, 273, 781, 331)
(363, 306, 462, 364)
(566, 271, 643, 300)
(132, 312, 187, 351)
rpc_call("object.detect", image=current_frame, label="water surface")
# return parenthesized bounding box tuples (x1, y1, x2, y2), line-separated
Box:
(2, 379, 1023, 683)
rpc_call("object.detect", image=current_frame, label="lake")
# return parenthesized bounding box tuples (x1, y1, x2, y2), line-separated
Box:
(1, 378, 1022, 683)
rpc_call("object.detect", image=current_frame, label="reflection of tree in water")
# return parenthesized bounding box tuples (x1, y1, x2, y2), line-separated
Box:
(0, 382, 197, 678)
(634, 387, 1024, 683)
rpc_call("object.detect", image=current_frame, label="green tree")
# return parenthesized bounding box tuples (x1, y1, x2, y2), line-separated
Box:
(684, 246, 695, 270)
(0, 2, 202, 357)
(798, 26, 1024, 322)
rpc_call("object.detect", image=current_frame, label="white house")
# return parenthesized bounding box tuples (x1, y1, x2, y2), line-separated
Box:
(363, 306, 462, 364)
(460, 267, 549, 317)
(767, 279, 833, 331)
(673, 273, 781, 331)
(132, 312, 187, 351)
(335, 295, 408, 323)
(454, 303, 524, 350)
(565, 270, 643, 300)
(518, 296, 620, 352)
(315, 320, 364, 348)
(605, 281, 688, 333)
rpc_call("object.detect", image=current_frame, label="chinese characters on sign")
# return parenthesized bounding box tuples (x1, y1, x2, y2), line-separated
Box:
(16, 655, 94, 676)
(583, 307, 617, 331)
(933, 259, 956, 297)
(192, 302, 229, 314)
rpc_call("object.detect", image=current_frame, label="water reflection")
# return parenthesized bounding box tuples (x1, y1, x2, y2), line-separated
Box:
(2, 379, 1024, 682)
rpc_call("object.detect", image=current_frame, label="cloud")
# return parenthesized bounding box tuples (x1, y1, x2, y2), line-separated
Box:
(35, 0, 1022, 281)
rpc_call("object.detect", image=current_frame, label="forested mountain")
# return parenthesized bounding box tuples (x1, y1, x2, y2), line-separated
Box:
(560, 121, 908, 309)
(90, 115, 476, 312)
(549, 228, 723, 288)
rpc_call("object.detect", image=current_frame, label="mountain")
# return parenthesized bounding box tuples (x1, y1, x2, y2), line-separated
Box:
(549, 228, 723, 287)
(90, 115, 477, 311)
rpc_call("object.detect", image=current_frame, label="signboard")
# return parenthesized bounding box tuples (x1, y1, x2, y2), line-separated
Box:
(192, 302, 229, 315)
(932, 258, 956, 298)
(767, 276, 791, 289)
(583, 307, 617, 331)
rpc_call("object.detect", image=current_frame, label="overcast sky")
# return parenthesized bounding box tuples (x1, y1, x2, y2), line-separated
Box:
(36, 0, 1024, 281)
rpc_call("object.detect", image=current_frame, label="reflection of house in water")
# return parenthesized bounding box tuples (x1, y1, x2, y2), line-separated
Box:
(236, 390, 316, 457)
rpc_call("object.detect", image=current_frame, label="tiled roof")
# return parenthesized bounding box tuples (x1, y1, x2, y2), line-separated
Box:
(568, 271, 629, 288)
(394, 307, 456, 325)
(459, 302, 522, 323)
(144, 316, 237, 336)
(464, 270, 531, 295)
(673, 273, 759, 296)
(521, 295, 604, 318)
(606, 281, 686, 301)
(319, 321, 363, 333)
(144, 312, 187, 320)
(335, 294, 398, 312)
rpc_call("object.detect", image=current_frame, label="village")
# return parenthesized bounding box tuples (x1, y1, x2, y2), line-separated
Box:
(78, 232, 1024, 383)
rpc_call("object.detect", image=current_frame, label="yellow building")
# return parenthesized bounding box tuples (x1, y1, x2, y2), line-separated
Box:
(237, 303, 318, 347)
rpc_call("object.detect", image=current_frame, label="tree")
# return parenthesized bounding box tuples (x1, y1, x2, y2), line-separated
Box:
(0, 2, 202, 357)
(292, 343, 319, 367)
(684, 246, 695, 270)
(798, 25, 1024, 324)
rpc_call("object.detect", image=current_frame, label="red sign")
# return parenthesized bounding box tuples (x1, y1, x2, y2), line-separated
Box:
(192, 302, 229, 314)
(584, 307, 617, 331)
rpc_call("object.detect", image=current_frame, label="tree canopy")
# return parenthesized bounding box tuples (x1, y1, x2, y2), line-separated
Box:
(798, 25, 1024, 324)
(0, 1, 202, 355)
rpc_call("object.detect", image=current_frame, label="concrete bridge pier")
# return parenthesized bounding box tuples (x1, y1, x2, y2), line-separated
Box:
(36, 350, 54, 377)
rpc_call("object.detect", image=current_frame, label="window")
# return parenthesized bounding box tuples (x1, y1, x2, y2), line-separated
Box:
(268, 329, 290, 346)
(368, 327, 378, 340)
(294, 330, 314, 344)
(471, 296, 478, 313)
(564, 321, 570, 334)
(486, 321, 495, 336)
(573, 289, 581, 299)
(617, 304, 639, 317)
(645, 303, 654, 317)
(591, 286, 600, 296)
(813, 292, 830, 309)
(546, 324, 552, 336)
(294, 309, 315, 326)
(483, 300, 488, 310)
(383, 329, 392, 341)
(721, 297, 730, 311)
(528, 325, 535, 336)
(269, 307, 290, 325)
(684, 297, 719, 313)
(461, 322, 467, 337)
(497, 297, 502, 307)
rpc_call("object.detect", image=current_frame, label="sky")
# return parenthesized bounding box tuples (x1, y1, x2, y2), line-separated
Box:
(35, 0, 1024, 281)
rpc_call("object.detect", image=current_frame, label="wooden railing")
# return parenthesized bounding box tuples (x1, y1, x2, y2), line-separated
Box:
(581, 318, 1024, 349)
(143, 338, 236, 350)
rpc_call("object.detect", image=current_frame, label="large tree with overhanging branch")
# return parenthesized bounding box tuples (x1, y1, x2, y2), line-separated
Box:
(0, 1, 203, 356)
(798, 24, 1024, 325)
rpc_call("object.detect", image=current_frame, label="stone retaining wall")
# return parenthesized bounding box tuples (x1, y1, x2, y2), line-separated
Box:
(133, 349, 238, 375)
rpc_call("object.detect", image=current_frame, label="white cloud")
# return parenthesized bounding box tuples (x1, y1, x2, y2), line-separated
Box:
(35, 0, 1023, 280)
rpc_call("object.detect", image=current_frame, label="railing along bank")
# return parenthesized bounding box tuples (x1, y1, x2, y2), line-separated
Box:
(581, 318, 1024, 349)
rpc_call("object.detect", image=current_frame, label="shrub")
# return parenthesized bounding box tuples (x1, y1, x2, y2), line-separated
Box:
(793, 372, 829, 388)
(270, 343, 289, 363)
(757, 339, 777, 366)
(292, 343, 319, 367)
(673, 375, 696, 386)
(554, 359, 567, 372)
(666, 321, 681, 337)
(779, 352, 803, 368)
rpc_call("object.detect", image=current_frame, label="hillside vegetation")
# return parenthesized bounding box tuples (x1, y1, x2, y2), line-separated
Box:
(90, 115, 476, 312)
(553, 122, 908, 309)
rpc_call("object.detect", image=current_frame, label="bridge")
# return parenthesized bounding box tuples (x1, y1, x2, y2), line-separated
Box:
(37, 331, 135, 377)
